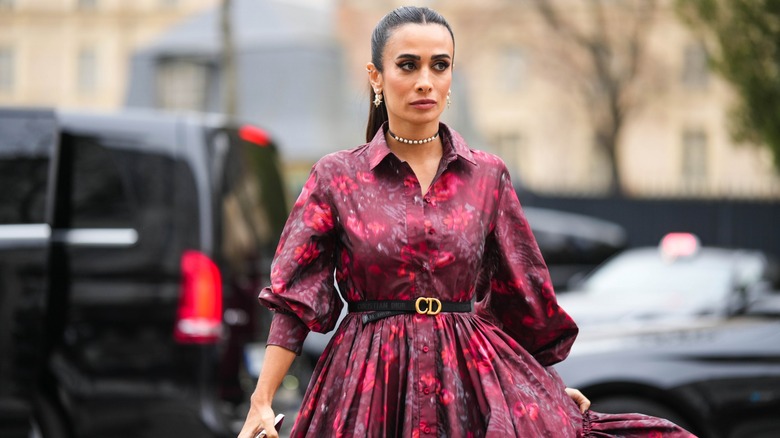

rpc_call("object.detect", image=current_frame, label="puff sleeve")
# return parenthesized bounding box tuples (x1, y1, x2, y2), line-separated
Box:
(258, 163, 341, 355)
(474, 165, 578, 366)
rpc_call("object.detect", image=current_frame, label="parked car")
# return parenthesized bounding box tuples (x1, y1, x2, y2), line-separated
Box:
(555, 300, 780, 438)
(554, 234, 780, 438)
(0, 108, 294, 438)
(522, 206, 627, 291)
(558, 233, 780, 325)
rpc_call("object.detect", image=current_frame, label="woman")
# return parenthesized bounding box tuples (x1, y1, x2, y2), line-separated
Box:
(238, 6, 695, 438)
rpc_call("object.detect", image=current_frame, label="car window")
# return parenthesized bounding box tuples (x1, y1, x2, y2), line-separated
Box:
(766, 258, 780, 290)
(733, 254, 765, 290)
(64, 134, 136, 228)
(0, 112, 56, 224)
(583, 250, 734, 306)
(217, 129, 286, 272)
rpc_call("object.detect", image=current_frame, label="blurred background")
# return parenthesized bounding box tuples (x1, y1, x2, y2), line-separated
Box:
(3, 0, 779, 255)
(2, 1, 780, 437)
(2, 0, 779, 198)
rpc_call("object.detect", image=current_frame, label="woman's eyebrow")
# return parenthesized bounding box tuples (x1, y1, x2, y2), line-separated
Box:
(395, 53, 452, 61)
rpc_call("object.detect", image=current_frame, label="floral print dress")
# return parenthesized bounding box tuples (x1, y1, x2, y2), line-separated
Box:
(258, 124, 695, 437)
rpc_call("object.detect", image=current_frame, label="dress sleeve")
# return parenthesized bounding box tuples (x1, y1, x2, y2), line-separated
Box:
(258, 163, 341, 355)
(474, 165, 578, 366)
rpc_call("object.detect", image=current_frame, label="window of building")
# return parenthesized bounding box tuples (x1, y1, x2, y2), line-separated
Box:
(681, 129, 708, 185)
(0, 47, 14, 92)
(499, 47, 528, 92)
(77, 47, 98, 93)
(681, 43, 709, 90)
(588, 143, 612, 190)
(492, 131, 525, 175)
(77, 0, 98, 10)
(156, 58, 212, 111)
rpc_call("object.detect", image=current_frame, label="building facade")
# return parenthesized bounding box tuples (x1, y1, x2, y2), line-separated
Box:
(0, 0, 217, 110)
(337, 0, 780, 199)
(3, 0, 779, 199)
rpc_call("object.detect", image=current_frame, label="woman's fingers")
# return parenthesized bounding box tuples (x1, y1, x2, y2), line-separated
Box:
(259, 406, 280, 438)
(237, 406, 277, 438)
(565, 387, 591, 413)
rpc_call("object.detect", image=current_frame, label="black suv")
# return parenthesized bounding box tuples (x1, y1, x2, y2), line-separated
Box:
(0, 108, 289, 438)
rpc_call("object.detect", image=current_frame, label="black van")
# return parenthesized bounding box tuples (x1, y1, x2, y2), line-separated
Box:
(0, 108, 291, 438)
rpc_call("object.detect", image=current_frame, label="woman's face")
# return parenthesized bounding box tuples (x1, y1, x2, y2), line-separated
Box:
(368, 23, 454, 132)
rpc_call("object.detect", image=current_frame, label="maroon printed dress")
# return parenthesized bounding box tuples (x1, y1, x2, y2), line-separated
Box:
(258, 124, 695, 437)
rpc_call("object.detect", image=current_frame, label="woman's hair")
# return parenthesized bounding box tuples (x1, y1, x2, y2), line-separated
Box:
(365, 6, 455, 142)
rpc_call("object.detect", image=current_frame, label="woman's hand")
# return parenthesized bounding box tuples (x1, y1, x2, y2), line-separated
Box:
(237, 345, 297, 437)
(237, 403, 278, 438)
(565, 387, 591, 413)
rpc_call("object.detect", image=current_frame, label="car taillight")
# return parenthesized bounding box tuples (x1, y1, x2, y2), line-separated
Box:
(174, 250, 223, 344)
(239, 125, 270, 147)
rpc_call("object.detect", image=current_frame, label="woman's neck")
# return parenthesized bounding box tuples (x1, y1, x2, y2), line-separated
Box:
(385, 121, 442, 163)
(388, 121, 440, 141)
(387, 136, 443, 164)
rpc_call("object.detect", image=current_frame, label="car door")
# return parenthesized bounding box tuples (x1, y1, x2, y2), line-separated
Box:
(0, 108, 59, 434)
(49, 118, 199, 437)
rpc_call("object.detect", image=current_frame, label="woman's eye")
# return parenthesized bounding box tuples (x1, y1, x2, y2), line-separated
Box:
(433, 62, 450, 71)
(398, 62, 416, 71)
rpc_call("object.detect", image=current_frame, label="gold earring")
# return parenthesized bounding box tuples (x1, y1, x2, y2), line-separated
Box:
(374, 91, 383, 108)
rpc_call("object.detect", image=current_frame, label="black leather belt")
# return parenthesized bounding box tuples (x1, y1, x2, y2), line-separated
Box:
(349, 298, 473, 325)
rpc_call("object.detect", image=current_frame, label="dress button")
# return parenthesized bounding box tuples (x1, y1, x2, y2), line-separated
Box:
(423, 197, 431, 204)
(423, 346, 429, 353)
(424, 426, 431, 434)
(428, 228, 435, 235)
(423, 387, 430, 395)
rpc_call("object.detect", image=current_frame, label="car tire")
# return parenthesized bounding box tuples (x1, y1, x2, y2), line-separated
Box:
(30, 395, 68, 438)
(592, 396, 693, 432)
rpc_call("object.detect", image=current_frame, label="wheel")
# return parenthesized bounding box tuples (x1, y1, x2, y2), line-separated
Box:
(592, 396, 693, 432)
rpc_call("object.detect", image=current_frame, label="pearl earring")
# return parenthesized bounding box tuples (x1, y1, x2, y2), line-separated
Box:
(374, 90, 383, 108)
(447, 91, 451, 109)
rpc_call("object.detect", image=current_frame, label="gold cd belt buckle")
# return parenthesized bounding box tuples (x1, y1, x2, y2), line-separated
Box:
(415, 297, 442, 315)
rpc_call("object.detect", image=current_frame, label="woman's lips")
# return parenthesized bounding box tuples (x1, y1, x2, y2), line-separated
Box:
(410, 99, 437, 110)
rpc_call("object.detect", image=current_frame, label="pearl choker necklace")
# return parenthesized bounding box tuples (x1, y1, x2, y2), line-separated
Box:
(388, 129, 439, 145)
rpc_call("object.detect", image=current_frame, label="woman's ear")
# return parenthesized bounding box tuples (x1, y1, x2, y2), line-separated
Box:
(366, 62, 382, 92)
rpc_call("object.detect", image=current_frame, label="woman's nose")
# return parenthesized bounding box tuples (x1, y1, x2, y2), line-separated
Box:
(416, 69, 433, 92)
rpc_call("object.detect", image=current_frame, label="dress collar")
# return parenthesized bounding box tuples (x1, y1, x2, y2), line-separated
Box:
(365, 122, 477, 170)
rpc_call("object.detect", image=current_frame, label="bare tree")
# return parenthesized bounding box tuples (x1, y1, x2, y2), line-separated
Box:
(529, 0, 661, 196)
